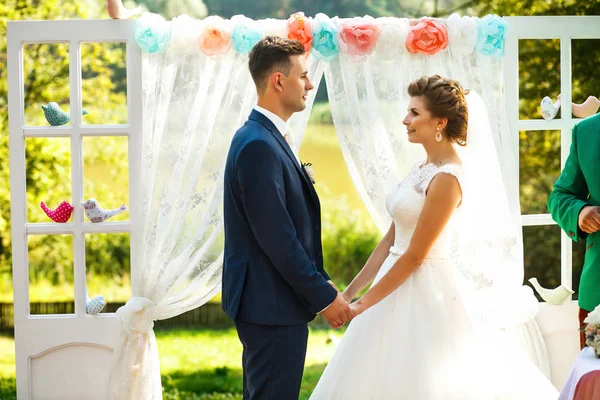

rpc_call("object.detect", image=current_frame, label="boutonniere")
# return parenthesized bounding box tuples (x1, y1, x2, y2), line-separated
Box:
(302, 162, 316, 184)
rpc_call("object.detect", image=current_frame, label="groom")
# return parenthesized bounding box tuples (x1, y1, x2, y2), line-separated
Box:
(222, 36, 353, 399)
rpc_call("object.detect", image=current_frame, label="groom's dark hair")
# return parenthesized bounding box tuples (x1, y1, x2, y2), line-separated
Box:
(248, 36, 306, 93)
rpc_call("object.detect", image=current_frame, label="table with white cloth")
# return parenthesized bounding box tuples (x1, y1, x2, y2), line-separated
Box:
(559, 346, 600, 400)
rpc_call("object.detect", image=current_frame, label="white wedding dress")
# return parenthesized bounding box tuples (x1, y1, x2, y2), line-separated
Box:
(310, 161, 559, 400)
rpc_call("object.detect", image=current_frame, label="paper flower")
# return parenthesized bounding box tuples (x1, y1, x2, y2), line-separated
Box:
(42, 102, 88, 126)
(406, 19, 448, 56)
(81, 199, 128, 223)
(231, 15, 262, 54)
(262, 18, 288, 38)
(446, 13, 478, 57)
(375, 18, 409, 60)
(287, 12, 312, 53)
(338, 18, 381, 62)
(40, 201, 74, 223)
(134, 12, 171, 54)
(475, 14, 507, 58)
(310, 13, 339, 61)
(198, 16, 231, 59)
(169, 14, 202, 53)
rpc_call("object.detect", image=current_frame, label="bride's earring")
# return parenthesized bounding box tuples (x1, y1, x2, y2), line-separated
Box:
(435, 127, 443, 142)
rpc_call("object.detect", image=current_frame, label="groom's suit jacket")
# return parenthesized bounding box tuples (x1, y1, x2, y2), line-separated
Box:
(222, 109, 336, 325)
(548, 112, 600, 311)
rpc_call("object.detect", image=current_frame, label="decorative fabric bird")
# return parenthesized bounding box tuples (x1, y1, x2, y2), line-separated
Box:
(41, 102, 88, 126)
(572, 96, 600, 118)
(106, 0, 143, 19)
(86, 294, 107, 314)
(40, 201, 74, 223)
(540, 95, 561, 120)
(81, 198, 128, 223)
(528, 277, 574, 305)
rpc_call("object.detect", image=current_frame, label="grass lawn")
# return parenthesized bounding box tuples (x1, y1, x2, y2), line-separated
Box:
(0, 327, 344, 400)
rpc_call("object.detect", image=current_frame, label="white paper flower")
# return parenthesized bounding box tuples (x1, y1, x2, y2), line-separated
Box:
(375, 17, 409, 61)
(585, 305, 600, 325)
(169, 14, 201, 53)
(262, 18, 288, 38)
(446, 13, 478, 57)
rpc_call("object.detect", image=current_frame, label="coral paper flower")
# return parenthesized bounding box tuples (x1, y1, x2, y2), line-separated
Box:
(406, 19, 448, 56)
(198, 16, 231, 59)
(338, 18, 381, 61)
(287, 12, 313, 52)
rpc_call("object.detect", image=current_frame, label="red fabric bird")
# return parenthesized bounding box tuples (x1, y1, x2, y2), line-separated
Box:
(40, 201, 74, 223)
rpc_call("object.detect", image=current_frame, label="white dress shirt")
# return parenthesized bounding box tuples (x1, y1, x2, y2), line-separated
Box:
(253, 105, 300, 164)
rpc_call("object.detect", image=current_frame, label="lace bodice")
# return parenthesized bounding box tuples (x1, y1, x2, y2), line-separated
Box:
(385, 161, 463, 258)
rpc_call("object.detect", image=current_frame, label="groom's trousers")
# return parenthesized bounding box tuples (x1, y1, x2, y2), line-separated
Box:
(235, 320, 309, 400)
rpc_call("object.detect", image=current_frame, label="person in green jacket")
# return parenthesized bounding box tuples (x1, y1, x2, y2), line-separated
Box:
(548, 112, 600, 349)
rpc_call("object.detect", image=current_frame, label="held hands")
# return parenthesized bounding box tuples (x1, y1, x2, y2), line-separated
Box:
(578, 206, 600, 234)
(322, 293, 354, 329)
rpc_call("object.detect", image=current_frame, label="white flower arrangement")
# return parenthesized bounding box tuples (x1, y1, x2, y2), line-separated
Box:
(583, 305, 600, 357)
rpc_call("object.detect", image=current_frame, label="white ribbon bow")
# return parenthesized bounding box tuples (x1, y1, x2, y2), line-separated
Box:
(115, 297, 155, 365)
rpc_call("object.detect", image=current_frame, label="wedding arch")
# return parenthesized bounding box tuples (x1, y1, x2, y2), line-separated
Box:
(7, 12, 599, 399)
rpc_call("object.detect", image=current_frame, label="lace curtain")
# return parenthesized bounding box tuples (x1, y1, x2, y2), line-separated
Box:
(324, 16, 550, 377)
(107, 34, 325, 399)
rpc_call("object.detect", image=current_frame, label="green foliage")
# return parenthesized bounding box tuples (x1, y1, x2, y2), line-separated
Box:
(308, 102, 334, 125)
(0, 2, 130, 296)
(320, 188, 381, 287)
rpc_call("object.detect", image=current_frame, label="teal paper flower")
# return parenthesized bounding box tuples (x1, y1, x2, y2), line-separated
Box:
(310, 14, 339, 62)
(231, 15, 262, 54)
(135, 13, 171, 54)
(475, 14, 507, 58)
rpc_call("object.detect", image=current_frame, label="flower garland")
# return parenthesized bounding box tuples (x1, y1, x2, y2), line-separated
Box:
(135, 11, 507, 61)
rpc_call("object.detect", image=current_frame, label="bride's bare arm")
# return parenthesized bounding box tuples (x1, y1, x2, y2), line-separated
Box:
(341, 222, 395, 302)
(351, 173, 462, 314)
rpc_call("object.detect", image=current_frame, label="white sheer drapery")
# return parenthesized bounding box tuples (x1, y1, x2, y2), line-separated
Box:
(107, 18, 325, 399)
(324, 16, 550, 377)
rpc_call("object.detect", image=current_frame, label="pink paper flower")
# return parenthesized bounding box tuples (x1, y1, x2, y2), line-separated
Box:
(287, 12, 312, 52)
(198, 16, 231, 59)
(338, 19, 381, 60)
(406, 19, 448, 56)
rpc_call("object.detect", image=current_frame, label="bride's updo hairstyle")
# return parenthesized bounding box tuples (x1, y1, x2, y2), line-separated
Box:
(407, 75, 469, 146)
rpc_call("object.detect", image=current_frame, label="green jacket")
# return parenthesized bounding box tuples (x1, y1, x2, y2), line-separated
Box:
(548, 113, 600, 311)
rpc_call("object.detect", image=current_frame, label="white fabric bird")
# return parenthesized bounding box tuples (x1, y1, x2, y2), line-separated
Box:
(540, 95, 561, 120)
(528, 277, 574, 305)
(81, 198, 128, 223)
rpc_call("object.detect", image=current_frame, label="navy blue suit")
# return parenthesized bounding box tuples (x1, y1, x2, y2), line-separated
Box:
(222, 109, 337, 399)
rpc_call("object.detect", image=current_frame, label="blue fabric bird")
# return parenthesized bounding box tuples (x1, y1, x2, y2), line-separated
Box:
(41, 102, 88, 126)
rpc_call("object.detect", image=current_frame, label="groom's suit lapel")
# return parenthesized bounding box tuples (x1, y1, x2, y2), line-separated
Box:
(248, 110, 319, 207)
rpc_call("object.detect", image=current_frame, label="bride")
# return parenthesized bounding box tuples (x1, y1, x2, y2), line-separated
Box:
(310, 75, 559, 399)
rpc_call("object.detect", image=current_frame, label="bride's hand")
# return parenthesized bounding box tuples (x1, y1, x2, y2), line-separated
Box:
(349, 301, 367, 317)
(341, 290, 353, 303)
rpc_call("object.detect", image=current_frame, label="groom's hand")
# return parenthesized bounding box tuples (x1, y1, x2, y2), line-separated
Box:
(322, 293, 354, 329)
